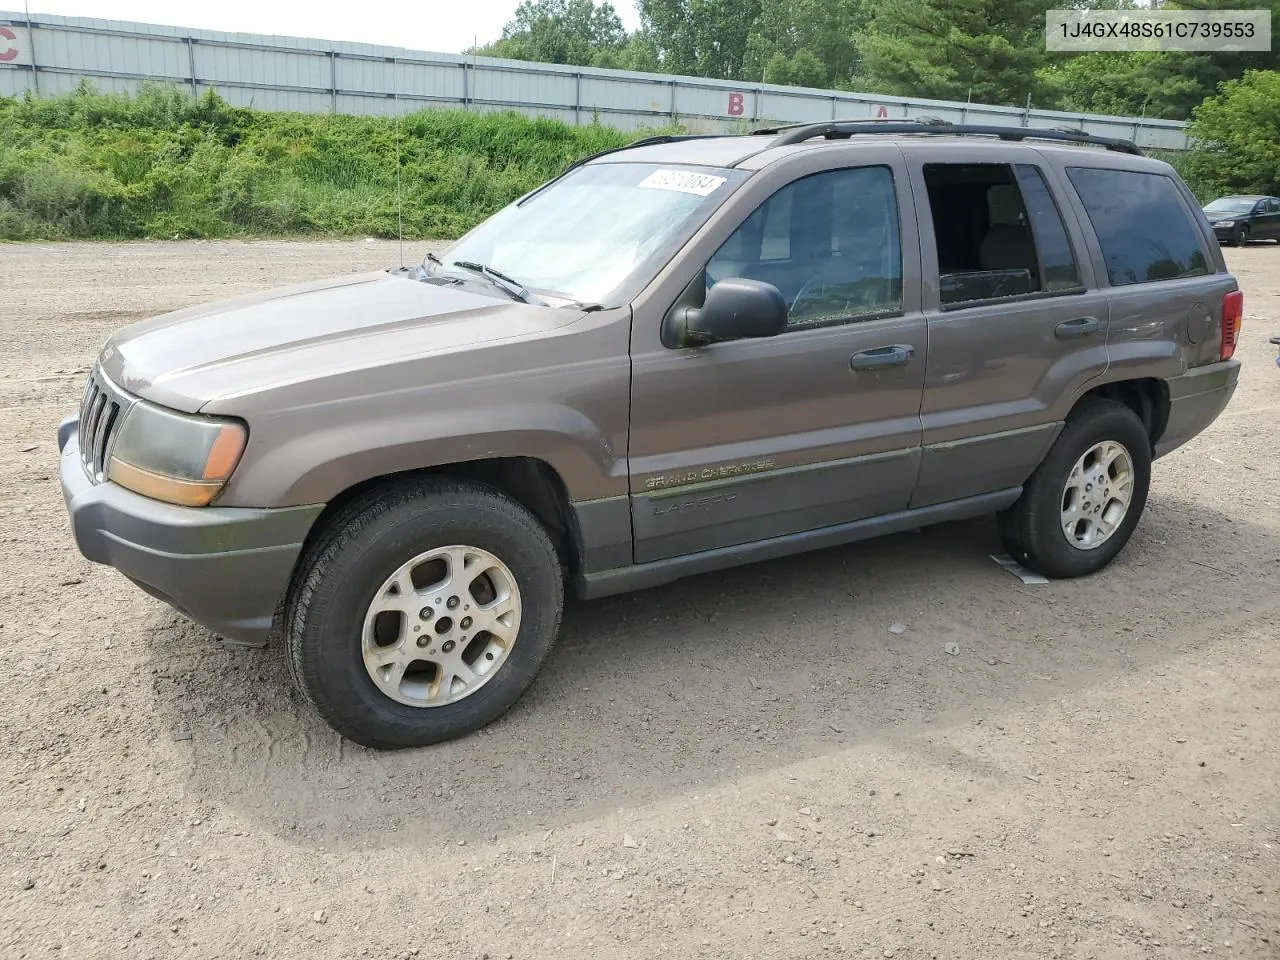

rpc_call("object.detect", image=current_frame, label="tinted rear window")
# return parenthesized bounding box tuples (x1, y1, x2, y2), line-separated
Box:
(1066, 167, 1210, 286)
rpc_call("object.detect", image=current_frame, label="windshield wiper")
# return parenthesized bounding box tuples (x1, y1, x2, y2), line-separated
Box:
(449, 260, 545, 305)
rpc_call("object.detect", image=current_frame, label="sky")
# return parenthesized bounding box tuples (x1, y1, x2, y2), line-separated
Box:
(19, 1, 642, 54)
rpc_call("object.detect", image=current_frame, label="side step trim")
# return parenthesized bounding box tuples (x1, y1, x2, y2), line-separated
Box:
(575, 487, 1021, 599)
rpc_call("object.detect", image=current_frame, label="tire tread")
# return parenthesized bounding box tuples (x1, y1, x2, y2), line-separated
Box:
(998, 398, 1151, 579)
(283, 477, 563, 749)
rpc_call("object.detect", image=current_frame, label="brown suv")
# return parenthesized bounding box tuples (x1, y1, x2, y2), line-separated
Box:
(58, 122, 1243, 748)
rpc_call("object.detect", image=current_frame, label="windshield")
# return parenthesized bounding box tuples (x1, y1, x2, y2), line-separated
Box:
(436, 162, 747, 307)
(1204, 198, 1257, 215)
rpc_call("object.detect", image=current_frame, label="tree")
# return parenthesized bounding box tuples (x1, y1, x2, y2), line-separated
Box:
(476, 0, 866, 89)
(1037, 0, 1280, 120)
(611, 31, 664, 72)
(760, 49, 829, 88)
(637, 0, 764, 80)
(853, 0, 1045, 105)
(1185, 70, 1280, 198)
(1037, 51, 1221, 119)
(742, 0, 866, 88)
(474, 0, 627, 67)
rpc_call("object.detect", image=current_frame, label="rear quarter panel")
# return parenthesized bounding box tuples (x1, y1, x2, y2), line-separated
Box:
(1043, 150, 1237, 386)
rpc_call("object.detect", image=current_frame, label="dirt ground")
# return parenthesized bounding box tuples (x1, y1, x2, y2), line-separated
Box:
(1, 239, 1278, 960)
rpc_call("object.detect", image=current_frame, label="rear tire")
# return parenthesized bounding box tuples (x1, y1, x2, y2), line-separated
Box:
(997, 400, 1151, 579)
(285, 478, 563, 749)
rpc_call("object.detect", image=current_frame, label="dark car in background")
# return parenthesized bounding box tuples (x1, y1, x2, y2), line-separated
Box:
(1203, 195, 1280, 245)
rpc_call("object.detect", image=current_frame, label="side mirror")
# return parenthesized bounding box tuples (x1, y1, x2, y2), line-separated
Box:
(674, 278, 788, 346)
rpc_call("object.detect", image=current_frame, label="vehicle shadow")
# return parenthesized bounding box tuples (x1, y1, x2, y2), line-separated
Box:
(142, 491, 1279, 853)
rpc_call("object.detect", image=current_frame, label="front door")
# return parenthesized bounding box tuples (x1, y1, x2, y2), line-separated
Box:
(900, 145, 1113, 507)
(626, 149, 927, 564)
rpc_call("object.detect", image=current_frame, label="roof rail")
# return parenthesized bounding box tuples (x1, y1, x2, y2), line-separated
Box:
(748, 120, 1144, 156)
(516, 134, 734, 206)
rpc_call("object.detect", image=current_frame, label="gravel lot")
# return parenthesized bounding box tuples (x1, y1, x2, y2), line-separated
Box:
(2, 240, 1278, 960)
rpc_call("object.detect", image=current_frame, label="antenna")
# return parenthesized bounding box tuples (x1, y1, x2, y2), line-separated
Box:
(393, 55, 404, 268)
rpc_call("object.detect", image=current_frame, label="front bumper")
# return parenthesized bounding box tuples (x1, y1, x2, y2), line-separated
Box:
(58, 417, 324, 641)
(1211, 224, 1240, 241)
(1155, 358, 1241, 458)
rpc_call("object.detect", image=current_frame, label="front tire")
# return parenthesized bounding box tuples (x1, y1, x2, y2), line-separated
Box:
(285, 478, 563, 749)
(997, 400, 1151, 579)
(1231, 224, 1250, 246)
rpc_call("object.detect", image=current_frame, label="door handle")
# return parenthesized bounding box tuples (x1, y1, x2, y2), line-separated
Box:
(1055, 316, 1101, 339)
(850, 344, 914, 370)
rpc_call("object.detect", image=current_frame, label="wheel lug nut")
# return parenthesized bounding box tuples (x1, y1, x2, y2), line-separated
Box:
(446, 596, 460, 610)
(460, 616, 473, 629)
(442, 640, 455, 653)
(417, 636, 429, 647)
(419, 607, 434, 620)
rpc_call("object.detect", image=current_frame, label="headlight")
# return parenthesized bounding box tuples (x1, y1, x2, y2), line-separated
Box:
(1213, 220, 1235, 227)
(107, 401, 247, 507)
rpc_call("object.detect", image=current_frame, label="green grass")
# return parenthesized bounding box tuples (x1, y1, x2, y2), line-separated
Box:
(0, 83, 679, 240)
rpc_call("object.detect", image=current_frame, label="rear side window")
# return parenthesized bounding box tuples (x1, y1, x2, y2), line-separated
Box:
(1013, 165, 1082, 293)
(922, 162, 1082, 307)
(1066, 167, 1210, 286)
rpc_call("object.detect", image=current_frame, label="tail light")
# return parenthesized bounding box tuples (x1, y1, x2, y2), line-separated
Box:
(1221, 290, 1244, 361)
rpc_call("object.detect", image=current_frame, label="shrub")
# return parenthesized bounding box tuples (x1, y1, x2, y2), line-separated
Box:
(0, 84, 677, 240)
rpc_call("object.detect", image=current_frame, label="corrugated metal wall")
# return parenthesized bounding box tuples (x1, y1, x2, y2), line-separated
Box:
(0, 10, 1190, 150)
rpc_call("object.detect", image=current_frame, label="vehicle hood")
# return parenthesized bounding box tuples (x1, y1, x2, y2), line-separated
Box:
(97, 271, 586, 412)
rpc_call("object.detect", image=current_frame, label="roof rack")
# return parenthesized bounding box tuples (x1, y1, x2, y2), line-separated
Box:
(748, 120, 1143, 156)
(516, 134, 734, 206)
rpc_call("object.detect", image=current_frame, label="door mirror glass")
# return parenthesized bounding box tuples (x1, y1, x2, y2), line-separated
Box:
(675, 277, 788, 345)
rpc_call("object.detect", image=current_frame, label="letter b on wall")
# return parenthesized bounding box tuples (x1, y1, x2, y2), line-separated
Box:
(727, 92, 745, 117)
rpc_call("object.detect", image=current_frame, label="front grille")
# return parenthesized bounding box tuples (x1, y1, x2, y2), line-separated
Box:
(78, 368, 127, 482)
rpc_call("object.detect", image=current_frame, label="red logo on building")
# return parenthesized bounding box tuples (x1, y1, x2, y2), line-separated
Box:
(0, 27, 18, 63)
(727, 92, 745, 117)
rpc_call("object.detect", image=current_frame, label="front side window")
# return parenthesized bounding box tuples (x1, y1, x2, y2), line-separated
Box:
(706, 165, 903, 329)
(1066, 167, 1210, 286)
(922, 162, 1082, 307)
(439, 162, 747, 307)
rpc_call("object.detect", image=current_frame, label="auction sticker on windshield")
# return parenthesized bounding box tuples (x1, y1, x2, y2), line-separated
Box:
(637, 170, 727, 197)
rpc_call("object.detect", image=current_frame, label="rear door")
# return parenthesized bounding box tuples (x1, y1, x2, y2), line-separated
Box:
(900, 144, 1111, 508)
(1261, 198, 1280, 239)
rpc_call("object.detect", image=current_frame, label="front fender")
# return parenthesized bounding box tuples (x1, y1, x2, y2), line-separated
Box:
(207, 311, 633, 508)
(240, 402, 628, 506)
